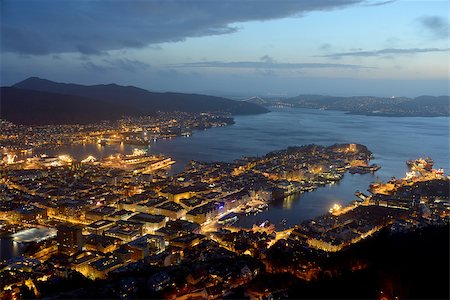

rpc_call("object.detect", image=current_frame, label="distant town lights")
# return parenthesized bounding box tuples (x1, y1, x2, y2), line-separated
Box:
(6, 153, 17, 164)
(57, 154, 73, 163)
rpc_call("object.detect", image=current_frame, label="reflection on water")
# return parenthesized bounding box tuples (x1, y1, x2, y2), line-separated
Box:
(34, 142, 140, 161)
(282, 194, 296, 210)
(235, 172, 378, 228)
(0, 237, 30, 262)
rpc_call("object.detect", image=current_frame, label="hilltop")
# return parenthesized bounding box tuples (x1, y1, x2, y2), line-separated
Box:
(0, 87, 139, 125)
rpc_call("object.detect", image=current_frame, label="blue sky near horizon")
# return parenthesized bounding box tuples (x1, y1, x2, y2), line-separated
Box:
(1, 0, 448, 97)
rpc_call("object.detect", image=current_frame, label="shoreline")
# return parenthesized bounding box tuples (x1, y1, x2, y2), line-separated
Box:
(265, 105, 450, 118)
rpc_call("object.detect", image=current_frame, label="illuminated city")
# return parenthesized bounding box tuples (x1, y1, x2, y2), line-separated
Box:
(1, 1, 449, 299)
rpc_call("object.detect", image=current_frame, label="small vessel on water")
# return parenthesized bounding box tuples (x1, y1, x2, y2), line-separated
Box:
(434, 168, 444, 175)
(348, 163, 381, 174)
(101, 148, 174, 174)
(218, 212, 239, 226)
(329, 203, 342, 214)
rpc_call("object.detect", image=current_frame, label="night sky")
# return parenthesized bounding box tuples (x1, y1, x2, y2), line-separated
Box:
(1, 0, 448, 96)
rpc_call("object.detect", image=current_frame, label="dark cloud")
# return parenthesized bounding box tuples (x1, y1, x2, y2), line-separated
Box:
(1, 0, 363, 55)
(1, 26, 50, 54)
(319, 47, 450, 58)
(82, 58, 149, 73)
(78, 55, 93, 61)
(81, 61, 109, 73)
(364, 0, 397, 6)
(76, 45, 108, 56)
(102, 58, 150, 72)
(418, 16, 449, 39)
(171, 59, 372, 70)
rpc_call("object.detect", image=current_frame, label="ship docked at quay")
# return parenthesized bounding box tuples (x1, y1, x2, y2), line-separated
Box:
(406, 157, 434, 171)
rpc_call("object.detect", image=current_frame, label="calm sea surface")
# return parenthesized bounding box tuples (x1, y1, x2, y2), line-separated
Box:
(2, 108, 448, 260)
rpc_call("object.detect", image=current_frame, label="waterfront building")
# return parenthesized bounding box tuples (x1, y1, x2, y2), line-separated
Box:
(185, 201, 225, 224)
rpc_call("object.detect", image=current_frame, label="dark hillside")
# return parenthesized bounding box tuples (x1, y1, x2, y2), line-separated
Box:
(0, 87, 137, 125)
(13, 77, 269, 115)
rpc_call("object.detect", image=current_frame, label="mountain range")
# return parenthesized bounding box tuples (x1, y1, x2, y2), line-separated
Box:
(1, 77, 268, 125)
(2, 77, 448, 125)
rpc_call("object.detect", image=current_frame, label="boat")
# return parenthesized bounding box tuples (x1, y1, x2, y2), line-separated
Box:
(355, 190, 368, 201)
(348, 164, 381, 174)
(257, 203, 268, 210)
(218, 212, 239, 225)
(329, 203, 342, 214)
(102, 149, 174, 173)
(434, 168, 444, 175)
(97, 139, 107, 146)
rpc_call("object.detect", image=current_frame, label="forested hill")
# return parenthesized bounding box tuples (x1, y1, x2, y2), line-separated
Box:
(12, 77, 268, 115)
